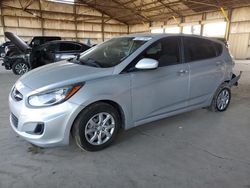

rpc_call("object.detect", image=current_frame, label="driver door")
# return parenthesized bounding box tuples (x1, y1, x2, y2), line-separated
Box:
(129, 37, 190, 122)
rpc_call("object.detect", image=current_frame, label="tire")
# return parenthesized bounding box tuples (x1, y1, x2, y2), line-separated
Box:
(12, 60, 29, 75)
(72, 102, 121, 151)
(208, 83, 231, 112)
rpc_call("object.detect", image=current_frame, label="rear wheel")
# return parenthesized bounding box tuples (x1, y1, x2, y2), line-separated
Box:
(12, 60, 29, 75)
(209, 83, 231, 112)
(72, 102, 121, 151)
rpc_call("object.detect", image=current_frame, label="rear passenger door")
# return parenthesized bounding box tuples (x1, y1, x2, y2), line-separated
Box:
(183, 37, 225, 107)
(54, 42, 82, 61)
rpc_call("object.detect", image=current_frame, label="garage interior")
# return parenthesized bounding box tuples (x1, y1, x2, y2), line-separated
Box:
(0, 0, 250, 187)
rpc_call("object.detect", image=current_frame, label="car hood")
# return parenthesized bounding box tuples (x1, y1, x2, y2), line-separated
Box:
(18, 60, 114, 91)
(4, 32, 31, 52)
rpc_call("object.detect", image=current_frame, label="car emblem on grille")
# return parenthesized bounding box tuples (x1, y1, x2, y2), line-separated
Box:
(12, 87, 23, 101)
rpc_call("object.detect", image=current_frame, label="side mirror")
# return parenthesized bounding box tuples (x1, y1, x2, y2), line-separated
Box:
(135, 58, 159, 70)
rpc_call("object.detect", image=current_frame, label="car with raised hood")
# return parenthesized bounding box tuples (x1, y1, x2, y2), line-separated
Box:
(4, 35, 61, 57)
(9, 34, 241, 151)
(2, 32, 90, 75)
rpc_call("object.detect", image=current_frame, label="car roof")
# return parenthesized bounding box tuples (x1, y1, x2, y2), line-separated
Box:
(115, 33, 225, 45)
(32, 36, 61, 39)
(38, 40, 90, 48)
(124, 33, 214, 39)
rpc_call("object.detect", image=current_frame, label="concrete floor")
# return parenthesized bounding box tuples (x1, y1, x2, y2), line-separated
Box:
(0, 62, 250, 188)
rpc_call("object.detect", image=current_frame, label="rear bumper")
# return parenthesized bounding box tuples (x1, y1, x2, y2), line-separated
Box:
(229, 71, 242, 87)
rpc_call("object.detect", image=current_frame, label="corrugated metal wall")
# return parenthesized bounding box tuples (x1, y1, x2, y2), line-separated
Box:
(0, 0, 128, 45)
(229, 7, 250, 59)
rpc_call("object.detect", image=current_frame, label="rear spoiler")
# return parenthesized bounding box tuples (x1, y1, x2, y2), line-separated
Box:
(228, 71, 242, 87)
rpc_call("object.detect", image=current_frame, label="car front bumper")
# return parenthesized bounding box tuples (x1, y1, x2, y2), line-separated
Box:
(2, 58, 12, 70)
(9, 93, 83, 147)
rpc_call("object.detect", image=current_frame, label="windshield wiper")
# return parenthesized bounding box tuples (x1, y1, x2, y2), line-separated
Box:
(68, 56, 102, 68)
(79, 58, 102, 68)
(67, 54, 80, 62)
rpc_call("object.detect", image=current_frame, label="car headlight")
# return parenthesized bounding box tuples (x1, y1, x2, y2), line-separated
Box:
(28, 84, 83, 107)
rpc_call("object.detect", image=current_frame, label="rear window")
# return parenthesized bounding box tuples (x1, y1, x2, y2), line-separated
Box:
(31, 37, 61, 47)
(59, 43, 82, 51)
(183, 37, 222, 62)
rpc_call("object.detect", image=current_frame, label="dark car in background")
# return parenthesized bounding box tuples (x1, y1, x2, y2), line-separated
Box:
(5, 36, 61, 57)
(31, 40, 90, 70)
(2, 32, 90, 75)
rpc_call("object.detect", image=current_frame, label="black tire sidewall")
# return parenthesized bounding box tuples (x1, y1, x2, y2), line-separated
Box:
(215, 87, 231, 112)
(73, 103, 121, 151)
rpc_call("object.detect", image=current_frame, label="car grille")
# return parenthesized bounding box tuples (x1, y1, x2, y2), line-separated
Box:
(11, 113, 18, 128)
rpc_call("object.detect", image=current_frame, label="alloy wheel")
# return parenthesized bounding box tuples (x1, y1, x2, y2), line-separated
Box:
(216, 89, 230, 111)
(15, 63, 29, 75)
(84, 112, 115, 145)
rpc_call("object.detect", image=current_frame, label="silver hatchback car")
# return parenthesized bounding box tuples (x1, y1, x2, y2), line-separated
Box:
(9, 34, 240, 151)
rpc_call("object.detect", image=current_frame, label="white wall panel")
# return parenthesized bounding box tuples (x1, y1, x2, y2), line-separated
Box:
(229, 33, 250, 59)
(4, 16, 19, 27)
(18, 17, 41, 28)
(5, 27, 42, 36)
(231, 7, 250, 22)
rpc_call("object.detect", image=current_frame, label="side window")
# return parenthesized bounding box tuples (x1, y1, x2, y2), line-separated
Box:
(183, 37, 219, 62)
(59, 43, 81, 52)
(75, 44, 82, 51)
(31, 39, 41, 47)
(81, 45, 90, 51)
(43, 43, 58, 52)
(143, 37, 180, 67)
(125, 37, 181, 72)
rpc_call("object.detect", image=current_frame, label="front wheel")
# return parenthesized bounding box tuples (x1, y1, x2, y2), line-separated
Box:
(72, 102, 121, 151)
(209, 83, 231, 112)
(12, 60, 29, 75)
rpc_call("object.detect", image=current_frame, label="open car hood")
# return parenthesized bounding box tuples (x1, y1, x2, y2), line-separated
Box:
(4, 32, 31, 52)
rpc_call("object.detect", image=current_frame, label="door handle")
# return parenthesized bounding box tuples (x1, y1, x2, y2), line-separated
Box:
(178, 69, 189, 74)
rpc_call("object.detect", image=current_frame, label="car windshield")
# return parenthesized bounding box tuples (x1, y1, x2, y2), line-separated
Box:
(76, 37, 151, 68)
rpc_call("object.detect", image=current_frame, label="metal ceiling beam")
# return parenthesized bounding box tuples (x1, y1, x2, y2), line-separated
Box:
(80, 0, 128, 25)
(123, 0, 138, 5)
(1, 3, 111, 20)
(133, 0, 182, 10)
(16, 0, 42, 18)
(23, 0, 34, 9)
(140, 1, 182, 11)
(134, 1, 250, 23)
(183, 0, 220, 8)
(156, 0, 182, 17)
(110, 0, 151, 22)
(88, 1, 178, 21)
(17, 0, 34, 10)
